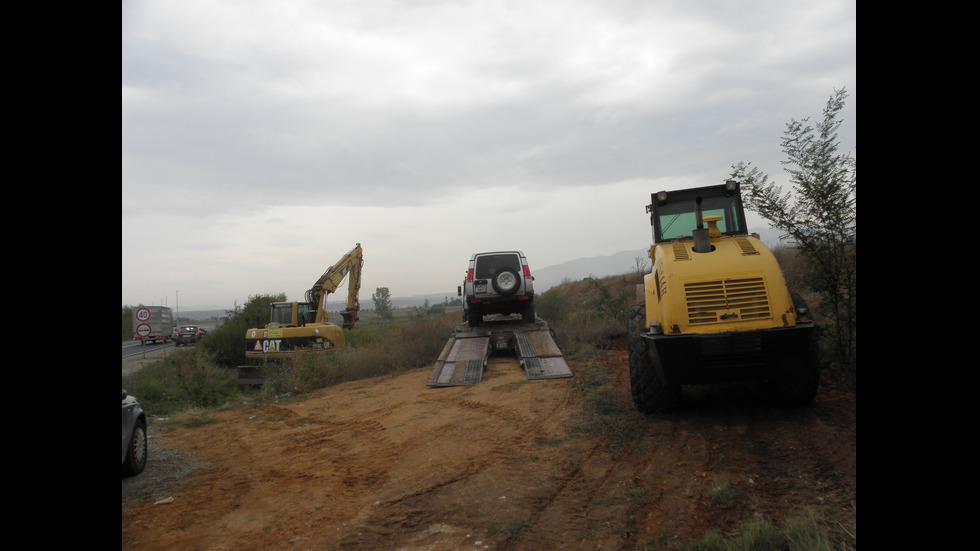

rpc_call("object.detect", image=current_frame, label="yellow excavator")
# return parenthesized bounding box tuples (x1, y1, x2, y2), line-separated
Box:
(244, 243, 363, 361)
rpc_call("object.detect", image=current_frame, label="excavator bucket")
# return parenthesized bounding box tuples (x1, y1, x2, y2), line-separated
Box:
(341, 308, 359, 329)
(427, 316, 571, 387)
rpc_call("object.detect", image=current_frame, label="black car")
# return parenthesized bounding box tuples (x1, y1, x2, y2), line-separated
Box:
(174, 325, 206, 346)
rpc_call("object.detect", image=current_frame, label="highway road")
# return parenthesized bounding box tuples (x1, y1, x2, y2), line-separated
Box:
(122, 340, 175, 360)
(122, 324, 217, 375)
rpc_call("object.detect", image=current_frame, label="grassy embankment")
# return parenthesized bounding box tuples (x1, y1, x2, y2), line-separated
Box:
(122, 266, 852, 550)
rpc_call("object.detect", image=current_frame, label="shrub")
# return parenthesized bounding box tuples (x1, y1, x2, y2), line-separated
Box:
(537, 274, 640, 355)
(200, 293, 286, 367)
(708, 474, 735, 509)
(251, 312, 458, 396)
(122, 348, 238, 416)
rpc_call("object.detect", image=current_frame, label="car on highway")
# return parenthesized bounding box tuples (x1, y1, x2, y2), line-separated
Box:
(174, 325, 206, 346)
(122, 389, 147, 476)
(459, 251, 535, 327)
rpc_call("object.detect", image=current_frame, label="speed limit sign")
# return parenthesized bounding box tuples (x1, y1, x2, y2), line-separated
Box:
(136, 307, 151, 322)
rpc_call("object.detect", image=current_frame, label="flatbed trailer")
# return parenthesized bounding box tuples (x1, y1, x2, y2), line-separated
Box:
(427, 315, 572, 387)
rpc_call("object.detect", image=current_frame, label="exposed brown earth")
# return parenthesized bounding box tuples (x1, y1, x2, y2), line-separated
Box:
(122, 337, 855, 550)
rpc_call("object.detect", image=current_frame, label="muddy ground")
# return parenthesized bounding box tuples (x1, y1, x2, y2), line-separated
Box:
(121, 337, 855, 550)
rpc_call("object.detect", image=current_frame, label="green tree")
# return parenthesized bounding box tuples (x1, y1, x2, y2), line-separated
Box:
(731, 88, 855, 370)
(372, 287, 393, 321)
(199, 293, 286, 366)
(122, 306, 134, 341)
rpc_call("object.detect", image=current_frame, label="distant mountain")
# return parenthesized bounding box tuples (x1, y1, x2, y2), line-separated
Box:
(188, 228, 792, 315)
(532, 250, 649, 293)
(177, 309, 235, 321)
(387, 293, 460, 310)
(374, 251, 653, 309)
(522, 226, 790, 294)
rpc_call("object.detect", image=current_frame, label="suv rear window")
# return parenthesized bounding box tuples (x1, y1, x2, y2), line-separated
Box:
(475, 254, 520, 279)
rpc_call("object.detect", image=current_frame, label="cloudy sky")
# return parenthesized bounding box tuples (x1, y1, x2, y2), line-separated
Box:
(122, 0, 856, 312)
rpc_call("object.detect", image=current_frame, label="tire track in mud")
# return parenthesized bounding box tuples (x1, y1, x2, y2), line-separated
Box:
(519, 405, 714, 548)
(504, 347, 855, 550)
(123, 342, 855, 551)
(490, 348, 650, 548)
(330, 361, 583, 549)
(302, 360, 579, 549)
(635, 389, 777, 544)
(620, 380, 856, 547)
(145, 399, 425, 550)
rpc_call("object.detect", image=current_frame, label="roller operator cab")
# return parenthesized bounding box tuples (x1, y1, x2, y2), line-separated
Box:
(629, 181, 819, 412)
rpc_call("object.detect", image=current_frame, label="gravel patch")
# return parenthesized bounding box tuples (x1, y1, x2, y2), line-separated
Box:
(122, 422, 204, 509)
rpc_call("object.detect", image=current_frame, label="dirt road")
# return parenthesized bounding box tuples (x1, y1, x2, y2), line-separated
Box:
(121, 338, 855, 550)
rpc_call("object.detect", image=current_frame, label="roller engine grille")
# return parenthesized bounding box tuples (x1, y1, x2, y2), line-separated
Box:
(684, 278, 771, 325)
(702, 333, 766, 369)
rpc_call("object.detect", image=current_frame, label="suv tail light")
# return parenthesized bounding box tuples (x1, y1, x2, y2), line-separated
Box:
(523, 265, 531, 278)
(467, 268, 474, 281)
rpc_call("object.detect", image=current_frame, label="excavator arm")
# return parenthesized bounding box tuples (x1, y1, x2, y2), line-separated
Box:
(305, 243, 364, 329)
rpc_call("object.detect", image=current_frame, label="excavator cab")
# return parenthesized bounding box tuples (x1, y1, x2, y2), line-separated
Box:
(268, 302, 312, 327)
(268, 301, 355, 329)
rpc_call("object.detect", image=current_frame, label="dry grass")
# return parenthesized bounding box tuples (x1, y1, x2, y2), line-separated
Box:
(537, 272, 642, 355)
(259, 311, 459, 395)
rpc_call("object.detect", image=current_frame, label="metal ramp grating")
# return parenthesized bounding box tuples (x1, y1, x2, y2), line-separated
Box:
(427, 336, 490, 386)
(523, 357, 546, 378)
(516, 331, 572, 380)
(463, 359, 485, 384)
(428, 319, 572, 386)
(515, 332, 537, 358)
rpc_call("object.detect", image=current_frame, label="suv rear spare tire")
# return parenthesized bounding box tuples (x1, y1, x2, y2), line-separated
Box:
(492, 268, 520, 296)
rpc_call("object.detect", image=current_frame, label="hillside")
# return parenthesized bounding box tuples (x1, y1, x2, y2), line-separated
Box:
(531, 249, 648, 292)
(124, 352, 855, 550)
(180, 231, 788, 317)
(123, 274, 855, 550)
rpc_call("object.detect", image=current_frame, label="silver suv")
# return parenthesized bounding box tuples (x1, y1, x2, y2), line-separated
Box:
(459, 251, 535, 327)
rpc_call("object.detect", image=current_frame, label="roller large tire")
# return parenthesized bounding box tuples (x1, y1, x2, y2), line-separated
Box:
(628, 303, 680, 412)
(758, 294, 820, 406)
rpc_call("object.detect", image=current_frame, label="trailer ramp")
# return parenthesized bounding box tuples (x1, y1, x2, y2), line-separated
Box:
(427, 335, 491, 386)
(427, 316, 571, 387)
(515, 329, 571, 380)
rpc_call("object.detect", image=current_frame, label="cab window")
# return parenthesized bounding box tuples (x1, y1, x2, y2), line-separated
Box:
(655, 194, 744, 241)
